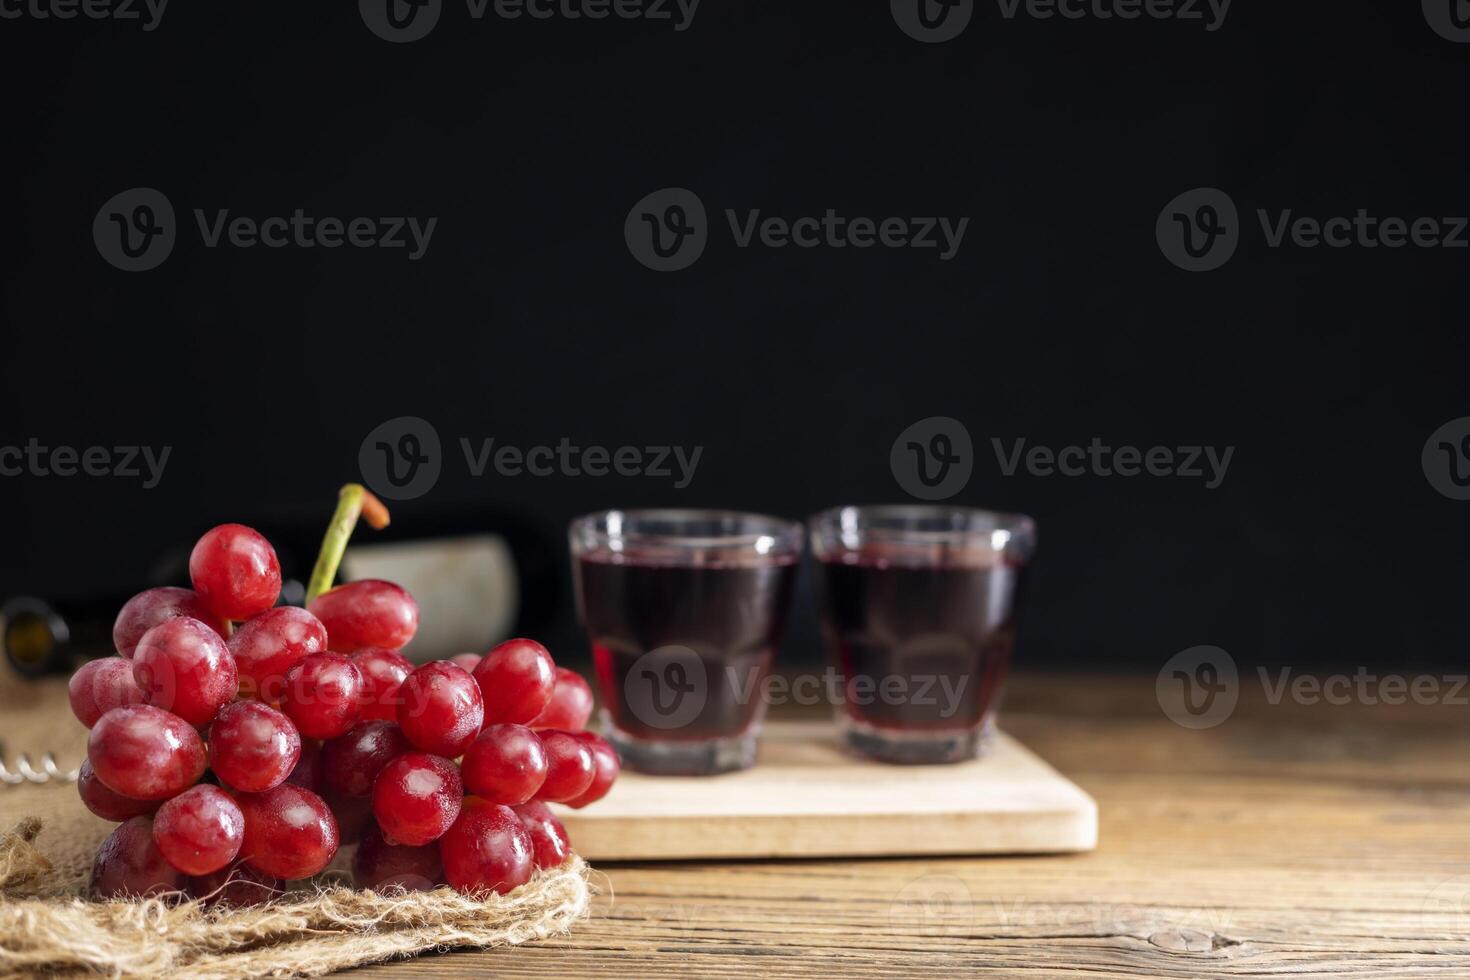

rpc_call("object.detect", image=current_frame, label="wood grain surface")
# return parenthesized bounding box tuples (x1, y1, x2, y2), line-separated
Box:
(559, 725, 1096, 860)
(349, 671, 1470, 978)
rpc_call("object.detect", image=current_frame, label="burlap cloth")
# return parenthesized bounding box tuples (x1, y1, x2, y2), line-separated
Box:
(0, 674, 591, 979)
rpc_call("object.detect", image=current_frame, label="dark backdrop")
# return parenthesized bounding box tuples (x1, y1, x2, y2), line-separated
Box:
(1, 1, 1466, 670)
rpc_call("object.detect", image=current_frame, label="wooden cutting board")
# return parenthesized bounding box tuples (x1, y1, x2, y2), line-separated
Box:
(555, 723, 1097, 861)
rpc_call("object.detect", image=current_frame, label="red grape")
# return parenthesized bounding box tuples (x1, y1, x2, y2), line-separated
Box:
(321, 721, 411, 797)
(352, 647, 413, 722)
(187, 862, 283, 908)
(309, 579, 418, 653)
(208, 700, 301, 793)
(88, 704, 206, 800)
(90, 816, 185, 899)
(533, 731, 595, 803)
(511, 801, 571, 870)
(281, 652, 363, 739)
(69, 656, 146, 728)
(132, 617, 238, 727)
(77, 759, 159, 822)
(460, 724, 547, 805)
(152, 785, 245, 876)
(564, 732, 620, 809)
(237, 784, 339, 880)
(529, 667, 594, 731)
(473, 639, 556, 725)
(189, 523, 281, 621)
(353, 824, 444, 892)
(229, 606, 328, 702)
(285, 738, 322, 790)
(371, 752, 462, 846)
(113, 587, 225, 659)
(397, 661, 483, 758)
(450, 652, 482, 673)
(438, 798, 534, 896)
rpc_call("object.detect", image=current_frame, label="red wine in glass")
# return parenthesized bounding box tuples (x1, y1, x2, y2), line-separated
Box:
(811, 506, 1036, 764)
(570, 510, 801, 775)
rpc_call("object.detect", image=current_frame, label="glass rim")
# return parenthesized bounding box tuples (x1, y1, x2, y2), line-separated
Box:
(569, 508, 804, 560)
(808, 504, 1037, 559)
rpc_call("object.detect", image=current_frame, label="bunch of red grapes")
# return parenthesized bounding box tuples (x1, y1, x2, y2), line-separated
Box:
(71, 523, 618, 904)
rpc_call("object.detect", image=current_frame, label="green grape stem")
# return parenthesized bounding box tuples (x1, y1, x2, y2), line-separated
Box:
(306, 484, 390, 604)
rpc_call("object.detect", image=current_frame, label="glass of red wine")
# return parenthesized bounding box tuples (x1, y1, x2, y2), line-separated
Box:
(569, 509, 802, 775)
(810, 505, 1037, 764)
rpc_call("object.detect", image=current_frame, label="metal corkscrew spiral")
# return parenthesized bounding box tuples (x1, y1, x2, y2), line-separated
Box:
(0, 748, 78, 786)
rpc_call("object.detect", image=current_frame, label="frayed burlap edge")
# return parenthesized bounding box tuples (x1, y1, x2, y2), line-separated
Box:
(0, 819, 591, 979)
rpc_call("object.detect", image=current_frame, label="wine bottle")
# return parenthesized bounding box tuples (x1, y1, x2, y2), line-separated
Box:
(1, 508, 562, 677)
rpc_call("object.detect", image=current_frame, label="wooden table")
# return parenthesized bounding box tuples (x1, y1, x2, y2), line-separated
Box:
(354, 672, 1470, 978)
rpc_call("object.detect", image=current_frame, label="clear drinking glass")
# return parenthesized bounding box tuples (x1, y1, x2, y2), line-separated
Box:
(569, 509, 802, 775)
(810, 505, 1037, 764)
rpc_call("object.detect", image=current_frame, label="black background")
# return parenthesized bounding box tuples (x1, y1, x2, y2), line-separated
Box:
(1, 1, 1466, 671)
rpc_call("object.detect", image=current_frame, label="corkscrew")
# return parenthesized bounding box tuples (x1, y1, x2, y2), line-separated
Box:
(0, 747, 78, 786)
